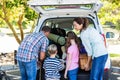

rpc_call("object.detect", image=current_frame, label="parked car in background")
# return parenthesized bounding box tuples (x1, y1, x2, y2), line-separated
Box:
(103, 26, 120, 45)
(27, 0, 111, 80)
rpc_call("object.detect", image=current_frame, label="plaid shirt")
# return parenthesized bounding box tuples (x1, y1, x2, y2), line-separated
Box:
(16, 32, 49, 62)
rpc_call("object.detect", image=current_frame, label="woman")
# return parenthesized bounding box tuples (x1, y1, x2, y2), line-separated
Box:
(64, 31, 80, 80)
(73, 17, 108, 80)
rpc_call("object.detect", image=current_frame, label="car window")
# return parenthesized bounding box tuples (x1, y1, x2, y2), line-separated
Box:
(106, 32, 115, 38)
(42, 17, 95, 33)
(41, 4, 93, 11)
(42, 18, 73, 31)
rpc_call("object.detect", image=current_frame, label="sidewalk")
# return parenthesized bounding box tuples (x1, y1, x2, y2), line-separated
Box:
(1, 65, 119, 80)
(0, 65, 20, 80)
(0, 65, 18, 71)
(107, 44, 120, 54)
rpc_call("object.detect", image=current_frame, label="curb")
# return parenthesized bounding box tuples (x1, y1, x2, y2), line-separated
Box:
(111, 66, 120, 74)
(0, 65, 19, 71)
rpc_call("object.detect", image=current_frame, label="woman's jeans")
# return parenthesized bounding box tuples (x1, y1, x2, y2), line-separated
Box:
(90, 54, 108, 80)
(18, 59, 37, 80)
(68, 68, 79, 80)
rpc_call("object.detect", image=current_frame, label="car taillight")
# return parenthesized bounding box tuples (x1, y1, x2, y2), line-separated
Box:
(104, 68, 109, 72)
(101, 34, 107, 47)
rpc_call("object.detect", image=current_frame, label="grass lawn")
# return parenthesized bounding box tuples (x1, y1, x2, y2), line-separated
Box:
(110, 53, 120, 67)
(110, 53, 120, 57)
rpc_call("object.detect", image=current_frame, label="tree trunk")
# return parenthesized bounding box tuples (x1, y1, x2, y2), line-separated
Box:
(1, 0, 22, 44)
(18, 14, 24, 41)
(4, 18, 21, 44)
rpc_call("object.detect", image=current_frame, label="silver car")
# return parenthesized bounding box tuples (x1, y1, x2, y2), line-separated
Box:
(27, 0, 111, 80)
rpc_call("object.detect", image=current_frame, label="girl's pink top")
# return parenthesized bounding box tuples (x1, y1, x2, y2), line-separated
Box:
(66, 44, 79, 70)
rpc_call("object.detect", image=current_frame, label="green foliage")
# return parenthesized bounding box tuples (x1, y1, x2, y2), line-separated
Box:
(101, 0, 119, 5)
(22, 21, 27, 29)
(116, 19, 120, 30)
(6, 1, 14, 8)
(99, 0, 120, 31)
(25, 7, 38, 20)
(110, 53, 120, 57)
(12, 20, 17, 25)
(5, 0, 26, 8)
(0, 4, 2, 8)
(0, 0, 38, 28)
(0, 19, 6, 27)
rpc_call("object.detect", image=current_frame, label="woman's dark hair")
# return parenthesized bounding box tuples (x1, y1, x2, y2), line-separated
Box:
(73, 17, 89, 30)
(65, 31, 80, 52)
(42, 26, 51, 32)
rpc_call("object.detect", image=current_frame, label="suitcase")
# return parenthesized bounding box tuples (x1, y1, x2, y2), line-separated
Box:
(77, 69, 90, 80)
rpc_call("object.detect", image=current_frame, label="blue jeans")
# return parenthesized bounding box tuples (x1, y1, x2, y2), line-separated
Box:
(68, 68, 79, 80)
(18, 59, 37, 80)
(90, 54, 108, 80)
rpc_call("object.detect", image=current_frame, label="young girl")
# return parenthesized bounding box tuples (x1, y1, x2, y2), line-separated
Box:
(64, 31, 80, 80)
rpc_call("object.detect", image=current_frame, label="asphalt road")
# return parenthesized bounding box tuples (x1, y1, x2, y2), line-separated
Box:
(5, 69, 120, 80)
(110, 72, 120, 80)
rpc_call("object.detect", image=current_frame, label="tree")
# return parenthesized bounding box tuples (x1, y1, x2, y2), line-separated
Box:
(99, 0, 120, 39)
(99, 1, 120, 28)
(0, 0, 38, 44)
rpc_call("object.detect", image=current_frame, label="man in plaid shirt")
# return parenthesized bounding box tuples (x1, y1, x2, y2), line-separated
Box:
(16, 26, 51, 80)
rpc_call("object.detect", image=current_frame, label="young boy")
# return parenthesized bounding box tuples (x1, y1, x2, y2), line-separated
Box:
(43, 44, 65, 80)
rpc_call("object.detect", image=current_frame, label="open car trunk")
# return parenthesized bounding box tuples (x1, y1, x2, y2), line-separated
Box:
(27, 0, 110, 80)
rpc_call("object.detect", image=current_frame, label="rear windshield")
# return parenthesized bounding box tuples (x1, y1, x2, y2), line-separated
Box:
(41, 17, 94, 36)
